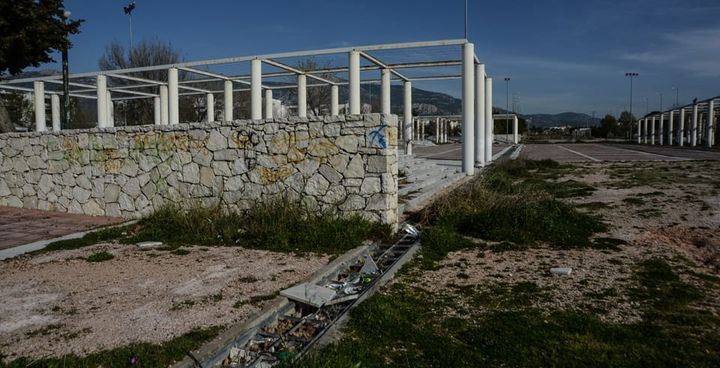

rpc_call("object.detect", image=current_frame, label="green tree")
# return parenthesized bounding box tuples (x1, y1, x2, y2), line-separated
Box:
(0, 0, 83, 132)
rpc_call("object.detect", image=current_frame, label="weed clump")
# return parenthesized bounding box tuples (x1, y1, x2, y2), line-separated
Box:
(86, 251, 114, 262)
(127, 200, 391, 254)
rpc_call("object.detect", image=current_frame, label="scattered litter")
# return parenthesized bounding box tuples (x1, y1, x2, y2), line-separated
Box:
(550, 267, 572, 276)
(359, 255, 378, 275)
(218, 231, 421, 367)
(136, 241, 162, 249)
(280, 284, 337, 308)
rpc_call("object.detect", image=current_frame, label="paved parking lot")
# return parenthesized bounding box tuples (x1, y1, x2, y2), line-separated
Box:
(0, 207, 124, 251)
(413, 143, 510, 160)
(521, 143, 720, 162)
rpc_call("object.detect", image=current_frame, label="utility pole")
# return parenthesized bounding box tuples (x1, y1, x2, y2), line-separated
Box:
(61, 9, 72, 129)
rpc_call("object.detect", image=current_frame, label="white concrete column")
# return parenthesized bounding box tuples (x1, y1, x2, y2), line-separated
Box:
(249, 59, 262, 120)
(348, 50, 361, 114)
(50, 94, 60, 132)
(651, 115, 656, 144)
(708, 100, 715, 148)
(461, 43, 475, 175)
(513, 116, 519, 144)
(475, 64, 486, 166)
(381, 68, 391, 115)
(659, 113, 664, 145)
(264, 89, 273, 119)
(642, 118, 648, 144)
(421, 120, 425, 141)
(297, 74, 307, 118)
(168, 68, 179, 125)
(668, 111, 674, 145)
(160, 85, 169, 125)
(224, 80, 233, 122)
(96, 75, 107, 128)
(330, 85, 339, 116)
(435, 117, 440, 144)
(637, 120, 641, 144)
(679, 109, 685, 146)
(692, 103, 699, 146)
(403, 81, 413, 155)
(206, 93, 215, 123)
(154, 96, 161, 125)
(106, 92, 114, 127)
(485, 77, 493, 162)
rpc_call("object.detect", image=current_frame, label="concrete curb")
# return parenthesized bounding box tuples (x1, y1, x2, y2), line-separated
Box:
(0, 220, 137, 261)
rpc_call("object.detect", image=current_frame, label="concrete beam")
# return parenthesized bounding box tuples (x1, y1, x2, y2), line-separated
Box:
(485, 77, 493, 162)
(403, 81, 413, 155)
(50, 94, 60, 132)
(96, 75, 107, 128)
(349, 50, 361, 115)
(297, 74, 307, 118)
(251, 59, 262, 120)
(168, 68, 179, 125)
(265, 89, 273, 119)
(160, 85, 169, 125)
(331, 85, 339, 116)
(381, 68, 391, 115)
(207, 93, 215, 123)
(224, 80, 233, 122)
(461, 43, 475, 175)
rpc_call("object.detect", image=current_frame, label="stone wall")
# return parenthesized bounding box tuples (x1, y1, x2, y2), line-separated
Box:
(0, 114, 398, 226)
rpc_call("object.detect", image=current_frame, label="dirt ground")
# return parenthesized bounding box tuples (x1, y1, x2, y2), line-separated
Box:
(0, 244, 329, 360)
(416, 160, 720, 323)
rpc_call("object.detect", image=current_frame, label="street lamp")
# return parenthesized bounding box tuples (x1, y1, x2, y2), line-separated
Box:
(504, 77, 510, 143)
(625, 72, 638, 138)
(672, 87, 679, 108)
(61, 9, 71, 129)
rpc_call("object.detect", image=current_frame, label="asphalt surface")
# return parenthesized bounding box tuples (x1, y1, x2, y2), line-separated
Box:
(413, 143, 510, 160)
(521, 143, 720, 162)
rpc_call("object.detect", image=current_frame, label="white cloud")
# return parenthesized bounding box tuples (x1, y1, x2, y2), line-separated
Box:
(621, 28, 720, 77)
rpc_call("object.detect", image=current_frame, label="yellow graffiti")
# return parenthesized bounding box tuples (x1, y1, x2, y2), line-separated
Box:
(257, 165, 294, 185)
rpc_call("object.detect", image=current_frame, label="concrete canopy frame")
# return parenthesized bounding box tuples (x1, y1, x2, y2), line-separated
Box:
(1, 39, 494, 174)
(636, 95, 719, 148)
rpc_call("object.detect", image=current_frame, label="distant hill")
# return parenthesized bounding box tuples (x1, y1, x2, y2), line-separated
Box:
(524, 112, 600, 128)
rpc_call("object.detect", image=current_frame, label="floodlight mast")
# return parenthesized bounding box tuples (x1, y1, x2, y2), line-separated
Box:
(625, 72, 638, 139)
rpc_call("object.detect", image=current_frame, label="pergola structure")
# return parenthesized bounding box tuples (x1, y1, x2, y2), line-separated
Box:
(0, 39, 496, 175)
(636, 95, 719, 148)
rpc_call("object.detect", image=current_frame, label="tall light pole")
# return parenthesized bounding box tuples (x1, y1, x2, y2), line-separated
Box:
(504, 77, 511, 143)
(625, 72, 638, 136)
(464, 0, 468, 39)
(123, 1, 136, 50)
(61, 9, 72, 129)
(672, 87, 679, 107)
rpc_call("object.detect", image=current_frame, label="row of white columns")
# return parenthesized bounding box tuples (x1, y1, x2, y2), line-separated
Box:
(637, 102, 716, 148)
(31, 46, 492, 175)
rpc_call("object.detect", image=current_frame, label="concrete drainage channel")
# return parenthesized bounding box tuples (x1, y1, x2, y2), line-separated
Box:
(174, 225, 421, 368)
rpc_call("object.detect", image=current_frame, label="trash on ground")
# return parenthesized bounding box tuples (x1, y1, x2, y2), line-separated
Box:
(550, 267, 573, 276)
(136, 241, 163, 249)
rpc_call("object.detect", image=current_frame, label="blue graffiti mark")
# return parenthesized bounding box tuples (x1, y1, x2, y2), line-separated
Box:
(368, 124, 388, 149)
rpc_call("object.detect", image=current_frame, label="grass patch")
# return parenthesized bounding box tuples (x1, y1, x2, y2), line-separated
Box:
(86, 251, 114, 262)
(295, 260, 720, 368)
(39, 226, 128, 253)
(127, 200, 391, 255)
(576, 201, 612, 210)
(1, 327, 221, 367)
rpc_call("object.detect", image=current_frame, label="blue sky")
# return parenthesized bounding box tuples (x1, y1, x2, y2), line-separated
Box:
(41, 0, 720, 115)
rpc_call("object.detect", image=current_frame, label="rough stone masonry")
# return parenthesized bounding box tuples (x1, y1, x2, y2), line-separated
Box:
(0, 114, 399, 227)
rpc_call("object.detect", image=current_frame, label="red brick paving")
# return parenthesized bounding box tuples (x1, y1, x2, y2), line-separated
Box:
(0, 207, 125, 250)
